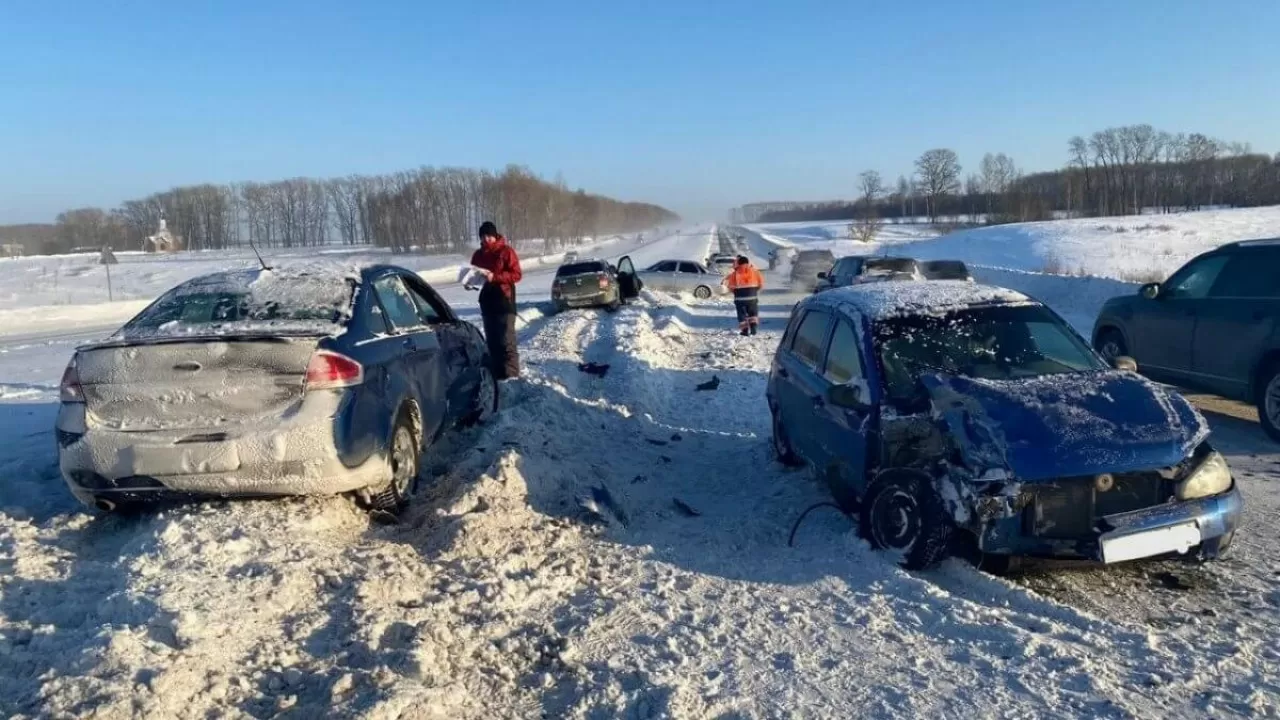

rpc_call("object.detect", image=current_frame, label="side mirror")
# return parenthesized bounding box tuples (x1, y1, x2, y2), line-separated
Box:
(817, 272, 828, 279)
(827, 382, 870, 410)
(1112, 355, 1138, 372)
(1140, 283, 1160, 300)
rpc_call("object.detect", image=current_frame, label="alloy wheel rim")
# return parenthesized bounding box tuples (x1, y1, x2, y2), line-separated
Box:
(1100, 340, 1122, 360)
(391, 427, 416, 497)
(1267, 374, 1280, 427)
(871, 489, 920, 550)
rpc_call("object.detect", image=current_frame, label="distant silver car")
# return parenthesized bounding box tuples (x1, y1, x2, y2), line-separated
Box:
(636, 260, 727, 299)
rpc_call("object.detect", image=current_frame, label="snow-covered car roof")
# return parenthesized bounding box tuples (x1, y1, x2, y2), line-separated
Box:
(804, 280, 1034, 321)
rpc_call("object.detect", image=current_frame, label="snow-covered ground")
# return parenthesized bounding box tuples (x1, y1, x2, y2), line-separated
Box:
(3, 222, 1280, 717)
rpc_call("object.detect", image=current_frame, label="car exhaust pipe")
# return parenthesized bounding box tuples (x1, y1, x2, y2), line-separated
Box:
(94, 498, 116, 512)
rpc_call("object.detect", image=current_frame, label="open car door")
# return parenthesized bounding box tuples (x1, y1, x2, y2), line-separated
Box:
(616, 256, 642, 300)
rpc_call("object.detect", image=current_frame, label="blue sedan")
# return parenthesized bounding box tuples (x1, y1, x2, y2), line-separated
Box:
(768, 281, 1242, 570)
(56, 263, 498, 514)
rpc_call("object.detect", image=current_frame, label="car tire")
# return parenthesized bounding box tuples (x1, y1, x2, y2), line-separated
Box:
(771, 408, 803, 467)
(367, 411, 420, 514)
(693, 285, 712, 300)
(1256, 360, 1280, 443)
(860, 473, 954, 570)
(1094, 328, 1128, 363)
(463, 363, 500, 427)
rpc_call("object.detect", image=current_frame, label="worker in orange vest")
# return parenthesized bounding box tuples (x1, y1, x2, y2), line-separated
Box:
(724, 255, 765, 336)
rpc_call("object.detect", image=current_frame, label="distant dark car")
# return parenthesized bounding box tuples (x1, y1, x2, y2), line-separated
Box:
(552, 259, 625, 312)
(920, 260, 973, 281)
(769, 281, 1240, 570)
(790, 249, 836, 292)
(57, 265, 498, 514)
(815, 256, 922, 292)
(1092, 239, 1280, 441)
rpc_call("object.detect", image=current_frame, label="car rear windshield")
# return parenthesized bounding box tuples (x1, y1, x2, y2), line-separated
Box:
(921, 260, 971, 279)
(122, 268, 357, 338)
(864, 258, 917, 274)
(874, 304, 1104, 409)
(797, 251, 835, 263)
(557, 262, 606, 276)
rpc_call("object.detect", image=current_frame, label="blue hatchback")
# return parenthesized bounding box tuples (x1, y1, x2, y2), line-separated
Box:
(56, 263, 497, 514)
(767, 281, 1242, 569)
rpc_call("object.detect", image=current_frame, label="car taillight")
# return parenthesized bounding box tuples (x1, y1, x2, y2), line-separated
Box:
(60, 357, 84, 403)
(598, 275, 610, 288)
(305, 351, 364, 391)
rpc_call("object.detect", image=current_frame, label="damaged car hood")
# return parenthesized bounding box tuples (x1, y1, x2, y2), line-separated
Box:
(922, 371, 1208, 482)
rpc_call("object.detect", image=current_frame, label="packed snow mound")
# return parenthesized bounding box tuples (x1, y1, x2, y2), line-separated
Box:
(893, 206, 1280, 280)
(811, 280, 1032, 320)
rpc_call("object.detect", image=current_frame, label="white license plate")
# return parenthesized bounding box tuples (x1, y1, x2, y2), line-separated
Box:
(1101, 522, 1201, 564)
(127, 443, 242, 476)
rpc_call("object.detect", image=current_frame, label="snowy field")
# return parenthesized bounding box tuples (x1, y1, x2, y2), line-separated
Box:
(3, 222, 1280, 717)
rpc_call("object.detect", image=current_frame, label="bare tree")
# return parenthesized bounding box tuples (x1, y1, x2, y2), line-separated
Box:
(914, 148, 961, 223)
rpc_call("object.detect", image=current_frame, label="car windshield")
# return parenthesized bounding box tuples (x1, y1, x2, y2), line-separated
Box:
(557, 262, 605, 276)
(875, 304, 1105, 408)
(122, 269, 357, 337)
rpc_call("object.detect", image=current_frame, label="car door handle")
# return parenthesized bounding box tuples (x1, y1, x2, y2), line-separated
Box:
(402, 337, 418, 351)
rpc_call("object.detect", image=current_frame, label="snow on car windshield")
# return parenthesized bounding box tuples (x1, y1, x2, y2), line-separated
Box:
(876, 304, 1105, 407)
(118, 266, 358, 339)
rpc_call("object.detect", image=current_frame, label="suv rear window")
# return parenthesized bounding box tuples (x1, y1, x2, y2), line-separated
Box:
(1209, 250, 1280, 298)
(557, 262, 607, 276)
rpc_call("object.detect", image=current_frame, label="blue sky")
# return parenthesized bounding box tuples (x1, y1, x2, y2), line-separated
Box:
(2, 0, 1277, 223)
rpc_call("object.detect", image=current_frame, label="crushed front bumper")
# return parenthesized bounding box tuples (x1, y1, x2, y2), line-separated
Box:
(977, 484, 1242, 563)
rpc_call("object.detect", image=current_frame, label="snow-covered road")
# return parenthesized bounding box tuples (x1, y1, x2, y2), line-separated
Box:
(3, 226, 1280, 717)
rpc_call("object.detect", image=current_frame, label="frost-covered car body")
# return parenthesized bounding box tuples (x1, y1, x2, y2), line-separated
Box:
(56, 264, 496, 510)
(634, 259, 727, 298)
(552, 259, 623, 312)
(767, 281, 1241, 568)
(815, 256, 923, 292)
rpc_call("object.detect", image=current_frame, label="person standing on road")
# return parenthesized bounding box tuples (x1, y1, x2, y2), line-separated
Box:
(470, 221, 523, 379)
(724, 255, 765, 336)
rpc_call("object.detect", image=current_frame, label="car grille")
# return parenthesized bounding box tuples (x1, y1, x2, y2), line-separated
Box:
(1025, 472, 1171, 539)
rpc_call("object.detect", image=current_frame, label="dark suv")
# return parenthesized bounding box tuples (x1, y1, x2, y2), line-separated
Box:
(1092, 239, 1280, 440)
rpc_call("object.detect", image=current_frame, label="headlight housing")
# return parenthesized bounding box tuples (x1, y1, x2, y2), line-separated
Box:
(1176, 450, 1232, 500)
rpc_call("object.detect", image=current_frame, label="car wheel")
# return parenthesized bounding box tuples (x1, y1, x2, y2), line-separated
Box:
(1094, 328, 1127, 362)
(693, 285, 712, 300)
(1256, 361, 1280, 442)
(860, 473, 953, 570)
(771, 408, 803, 467)
(463, 363, 500, 426)
(367, 414, 419, 513)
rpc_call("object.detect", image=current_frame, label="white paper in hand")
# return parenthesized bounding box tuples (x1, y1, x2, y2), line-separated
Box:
(459, 266, 487, 290)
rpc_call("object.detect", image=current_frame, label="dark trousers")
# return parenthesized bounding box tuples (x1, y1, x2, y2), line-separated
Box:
(735, 298, 760, 330)
(482, 311, 520, 379)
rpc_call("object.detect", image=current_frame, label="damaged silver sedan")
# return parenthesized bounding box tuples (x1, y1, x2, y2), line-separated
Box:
(767, 281, 1242, 570)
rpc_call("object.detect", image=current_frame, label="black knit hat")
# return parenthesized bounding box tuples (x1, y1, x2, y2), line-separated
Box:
(478, 221, 499, 239)
(737, 255, 749, 265)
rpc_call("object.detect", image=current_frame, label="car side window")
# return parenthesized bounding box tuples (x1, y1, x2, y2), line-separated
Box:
(652, 261, 677, 272)
(1163, 255, 1230, 299)
(1209, 251, 1280, 299)
(678, 262, 700, 274)
(402, 277, 449, 324)
(372, 276, 425, 331)
(822, 319, 864, 384)
(790, 311, 831, 368)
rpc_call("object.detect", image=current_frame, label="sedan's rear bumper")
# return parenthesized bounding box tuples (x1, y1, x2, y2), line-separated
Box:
(57, 398, 391, 506)
(554, 288, 617, 309)
(979, 484, 1243, 563)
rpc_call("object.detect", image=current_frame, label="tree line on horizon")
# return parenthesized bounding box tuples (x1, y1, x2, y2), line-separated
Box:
(748, 124, 1280, 226)
(0, 164, 680, 256)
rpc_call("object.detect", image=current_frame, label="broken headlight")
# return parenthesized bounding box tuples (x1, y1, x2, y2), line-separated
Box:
(1176, 450, 1232, 500)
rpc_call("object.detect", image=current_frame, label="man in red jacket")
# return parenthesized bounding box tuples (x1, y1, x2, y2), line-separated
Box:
(470, 221, 523, 379)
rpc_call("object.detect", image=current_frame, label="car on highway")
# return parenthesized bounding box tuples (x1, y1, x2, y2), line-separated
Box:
(815, 256, 923, 292)
(56, 264, 499, 514)
(768, 281, 1241, 570)
(1092, 239, 1280, 441)
(626, 258, 726, 299)
(562, 250, 580, 264)
(919, 259, 973, 281)
(551, 259, 625, 312)
(710, 255, 738, 275)
(789, 249, 836, 292)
